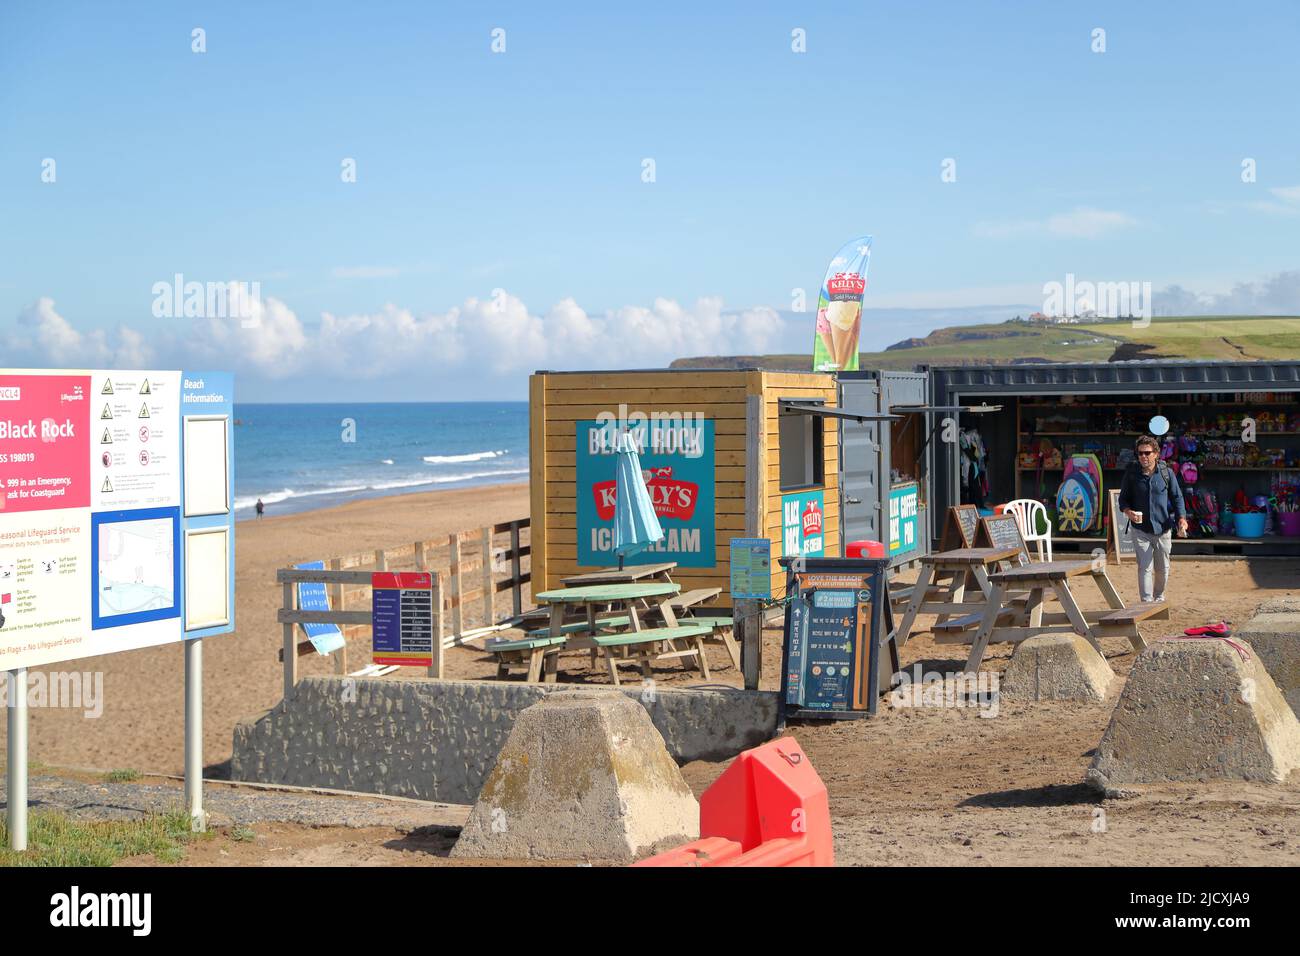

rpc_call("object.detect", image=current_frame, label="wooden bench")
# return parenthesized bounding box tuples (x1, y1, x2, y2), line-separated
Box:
(931, 606, 1019, 641)
(1093, 601, 1167, 649)
(524, 615, 630, 638)
(486, 634, 568, 682)
(666, 588, 722, 611)
(593, 623, 714, 685)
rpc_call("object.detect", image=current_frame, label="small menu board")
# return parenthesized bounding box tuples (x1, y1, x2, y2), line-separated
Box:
(730, 537, 772, 600)
(977, 514, 1030, 564)
(941, 504, 981, 551)
(372, 571, 434, 667)
(779, 557, 898, 720)
(1109, 489, 1135, 563)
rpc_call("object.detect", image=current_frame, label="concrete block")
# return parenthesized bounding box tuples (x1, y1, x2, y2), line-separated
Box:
(1234, 613, 1300, 717)
(1088, 639, 1300, 791)
(1001, 634, 1114, 702)
(231, 676, 778, 804)
(451, 690, 698, 862)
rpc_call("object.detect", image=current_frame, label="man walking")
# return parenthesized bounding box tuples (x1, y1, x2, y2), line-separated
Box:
(1118, 434, 1189, 604)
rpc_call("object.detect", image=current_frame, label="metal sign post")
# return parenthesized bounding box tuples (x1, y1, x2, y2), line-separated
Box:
(184, 638, 205, 831)
(6, 668, 27, 851)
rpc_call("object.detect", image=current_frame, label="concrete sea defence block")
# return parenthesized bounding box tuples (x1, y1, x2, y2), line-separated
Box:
(231, 676, 779, 805)
(451, 690, 699, 862)
(1233, 611, 1300, 718)
(1087, 638, 1300, 791)
(1001, 634, 1114, 703)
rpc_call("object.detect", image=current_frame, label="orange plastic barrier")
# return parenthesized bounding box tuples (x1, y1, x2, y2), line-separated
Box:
(634, 736, 833, 867)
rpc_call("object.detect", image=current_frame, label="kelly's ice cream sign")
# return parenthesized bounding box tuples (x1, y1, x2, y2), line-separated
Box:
(576, 418, 716, 568)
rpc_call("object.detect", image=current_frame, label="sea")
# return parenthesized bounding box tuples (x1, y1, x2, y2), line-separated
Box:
(232, 402, 529, 518)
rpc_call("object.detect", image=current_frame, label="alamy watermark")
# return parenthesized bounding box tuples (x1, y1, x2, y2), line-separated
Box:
(1042, 273, 1152, 328)
(592, 404, 706, 458)
(2, 670, 104, 718)
(151, 274, 261, 328)
(888, 664, 1000, 718)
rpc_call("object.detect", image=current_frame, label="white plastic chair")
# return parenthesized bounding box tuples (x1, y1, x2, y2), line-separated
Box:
(1001, 499, 1052, 562)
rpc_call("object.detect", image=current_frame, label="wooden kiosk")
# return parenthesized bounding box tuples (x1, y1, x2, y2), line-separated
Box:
(529, 368, 841, 688)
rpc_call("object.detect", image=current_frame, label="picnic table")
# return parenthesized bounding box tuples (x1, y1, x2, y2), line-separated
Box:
(559, 562, 678, 587)
(939, 558, 1168, 672)
(891, 546, 1022, 646)
(490, 582, 717, 685)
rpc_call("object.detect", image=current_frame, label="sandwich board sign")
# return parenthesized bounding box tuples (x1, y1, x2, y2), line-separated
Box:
(1108, 489, 1135, 563)
(0, 369, 235, 670)
(779, 556, 898, 719)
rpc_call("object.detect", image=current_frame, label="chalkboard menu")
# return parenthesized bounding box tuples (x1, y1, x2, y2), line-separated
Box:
(1109, 489, 1135, 562)
(941, 504, 980, 550)
(779, 557, 899, 720)
(977, 514, 1030, 564)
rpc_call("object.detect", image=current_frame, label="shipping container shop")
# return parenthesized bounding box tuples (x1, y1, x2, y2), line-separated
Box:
(929, 360, 1300, 557)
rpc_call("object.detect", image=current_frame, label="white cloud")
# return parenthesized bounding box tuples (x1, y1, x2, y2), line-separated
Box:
(1, 293, 786, 383)
(974, 206, 1138, 240)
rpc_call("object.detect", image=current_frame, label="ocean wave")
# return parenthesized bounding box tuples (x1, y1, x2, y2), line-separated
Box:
(234, 469, 528, 510)
(234, 485, 367, 510)
(381, 459, 394, 465)
(422, 449, 507, 464)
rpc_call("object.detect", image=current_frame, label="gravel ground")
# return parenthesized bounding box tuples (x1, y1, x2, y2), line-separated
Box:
(0, 770, 468, 830)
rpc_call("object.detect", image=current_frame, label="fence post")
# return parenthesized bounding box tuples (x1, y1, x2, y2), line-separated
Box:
(449, 533, 463, 638)
(510, 521, 522, 617)
(328, 558, 347, 675)
(429, 572, 444, 679)
(480, 526, 494, 626)
(415, 539, 427, 570)
(282, 579, 296, 700)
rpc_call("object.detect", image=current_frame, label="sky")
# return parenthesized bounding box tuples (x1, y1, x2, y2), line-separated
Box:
(2, 1, 1299, 400)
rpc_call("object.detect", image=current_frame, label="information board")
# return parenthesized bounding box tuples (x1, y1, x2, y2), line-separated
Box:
(729, 537, 771, 600)
(371, 571, 434, 667)
(1108, 489, 1135, 563)
(0, 368, 235, 670)
(780, 557, 898, 720)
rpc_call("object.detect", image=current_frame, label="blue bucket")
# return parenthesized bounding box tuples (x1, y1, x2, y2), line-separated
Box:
(1235, 512, 1266, 538)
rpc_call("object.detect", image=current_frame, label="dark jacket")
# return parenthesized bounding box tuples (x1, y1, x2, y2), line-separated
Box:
(1118, 460, 1187, 535)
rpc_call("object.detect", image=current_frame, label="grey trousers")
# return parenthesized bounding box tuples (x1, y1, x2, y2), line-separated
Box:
(1131, 527, 1172, 603)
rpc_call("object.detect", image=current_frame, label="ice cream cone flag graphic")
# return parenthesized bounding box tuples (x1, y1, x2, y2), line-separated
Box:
(813, 236, 872, 372)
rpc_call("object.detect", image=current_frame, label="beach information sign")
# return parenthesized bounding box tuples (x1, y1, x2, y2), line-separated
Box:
(371, 571, 435, 667)
(575, 418, 716, 568)
(729, 537, 771, 600)
(0, 369, 235, 670)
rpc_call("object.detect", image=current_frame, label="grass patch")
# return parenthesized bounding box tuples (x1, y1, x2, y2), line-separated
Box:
(105, 768, 141, 783)
(0, 808, 204, 867)
(228, 824, 256, 843)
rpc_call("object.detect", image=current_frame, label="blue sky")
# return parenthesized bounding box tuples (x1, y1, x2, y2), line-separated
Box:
(2, 1, 1298, 399)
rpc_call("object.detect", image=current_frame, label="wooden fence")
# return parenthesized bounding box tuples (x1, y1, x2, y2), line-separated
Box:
(276, 518, 531, 699)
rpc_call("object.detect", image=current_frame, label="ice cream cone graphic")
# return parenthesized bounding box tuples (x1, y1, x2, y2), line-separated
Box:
(816, 310, 835, 365)
(827, 300, 861, 369)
